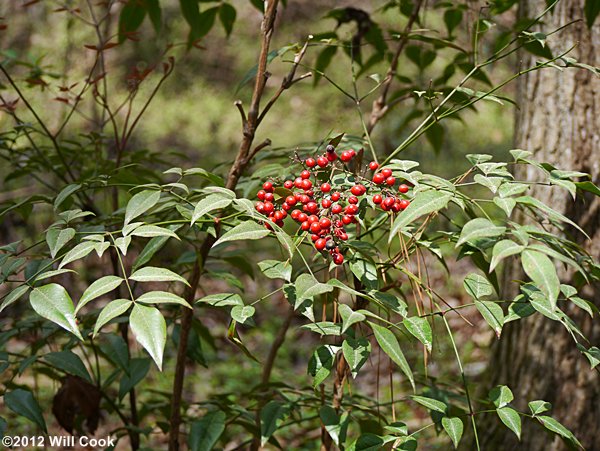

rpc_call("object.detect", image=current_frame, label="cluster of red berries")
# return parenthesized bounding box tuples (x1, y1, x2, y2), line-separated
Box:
(254, 144, 412, 265)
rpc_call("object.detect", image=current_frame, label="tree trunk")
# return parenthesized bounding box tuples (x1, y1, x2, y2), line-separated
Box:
(479, 1, 600, 449)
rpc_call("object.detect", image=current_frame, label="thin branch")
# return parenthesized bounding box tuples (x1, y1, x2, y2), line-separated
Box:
(257, 40, 311, 125)
(366, 0, 424, 135)
(225, 0, 281, 190)
(245, 138, 272, 165)
(0, 65, 77, 181)
(234, 100, 247, 124)
(120, 57, 175, 162)
(168, 2, 282, 450)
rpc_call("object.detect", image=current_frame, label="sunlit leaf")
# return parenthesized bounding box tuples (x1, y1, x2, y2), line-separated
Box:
(29, 284, 82, 340)
(130, 303, 166, 370)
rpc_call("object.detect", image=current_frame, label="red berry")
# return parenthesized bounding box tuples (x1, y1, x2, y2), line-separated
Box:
(317, 157, 328, 167)
(263, 181, 274, 192)
(284, 180, 294, 189)
(306, 202, 318, 213)
(282, 202, 291, 211)
(255, 202, 265, 213)
(340, 151, 352, 162)
(348, 196, 358, 205)
(383, 197, 395, 209)
(345, 204, 358, 215)
(305, 157, 316, 168)
(348, 149, 356, 157)
(321, 198, 332, 208)
(326, 152, 338, 162)
(315, 238, 327, 250)
(331, 204, 342, 214)
(299, 194, 310, 204)
(295, 177, 304, 189)
(297, 212, 308, 222)
(385, 176, 396, 186)
(301, 221, 310, 231)
(311, 234, 320, 242)
(351, 185, 364, 196)
(331, 192, 341, 201)
(381, 168, 392, 178)
(333, 253, 344, 265)
(301, 170, 311, 179)
(342, 215, 353, 225)
(391, 202, 401, 213)
(286, 195, 297, 205)
(319, 217, 332, 229)
(321, 183, 331, 193)
(302, 179, 312, 190)
(338, 231, 349, 241)
(310, 222, 321, 233)
(399, 199, 410, 210)
(257, 190, 266, 200)
(373, 194, 383, 204)
(373, 173, 385, 184)
(274, 211, 284, 221)
(398, 184, 409, 194)
(369, 161, 379, 171)
(264, 192, 274, 202)
(291, 209, 301, 220)
(308, 215, 319, 223)
(263, 202, 274, 213)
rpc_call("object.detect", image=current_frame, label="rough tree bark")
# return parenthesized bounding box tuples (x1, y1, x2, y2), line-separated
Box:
(479, 1, 600, 449)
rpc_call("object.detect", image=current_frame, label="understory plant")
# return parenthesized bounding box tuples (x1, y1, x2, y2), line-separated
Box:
(1, 0, 599, 449)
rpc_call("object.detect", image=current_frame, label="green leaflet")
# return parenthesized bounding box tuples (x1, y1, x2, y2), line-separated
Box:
(130, 304, 167, 370)
(521, 250, 560, 309)
(442, 416, 464, 448)
(124, 190, 161, 226)
(93, 299, 132, 337)
(369, 322, 415, 391)
(213, 221, 270, 247)
(29, 284, 82, 340)
(389, 190, 452, 239)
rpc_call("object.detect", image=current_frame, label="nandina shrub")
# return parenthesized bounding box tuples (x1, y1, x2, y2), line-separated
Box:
(1, 1, 599, 450)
